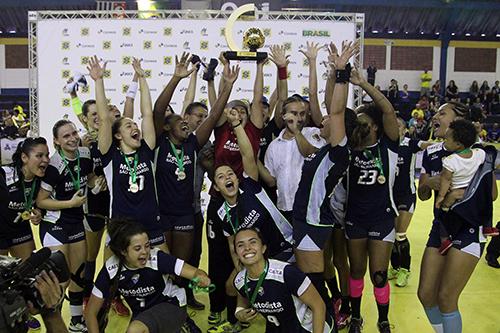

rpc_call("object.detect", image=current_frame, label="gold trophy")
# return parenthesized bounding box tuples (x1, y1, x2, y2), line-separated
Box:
(223, 4, 268, 61)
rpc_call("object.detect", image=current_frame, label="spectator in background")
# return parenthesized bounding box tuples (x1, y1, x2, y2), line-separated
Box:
(469, 81, 480, 101)
(409, 105, 427, 140)
(367, 64, 377, 86)
(490, 81, 500, 114)
(12, 105, 27, 128)
(387, 79, 399, 108)
(480, 80, 490, 96)
(445, 80, 459, 101)
(1, 112, 18, 139)
(420, 70, 432, 97)
(430, 80, 441, 100)
(487, 123, 499, 142)
(399, 84, 411, 120)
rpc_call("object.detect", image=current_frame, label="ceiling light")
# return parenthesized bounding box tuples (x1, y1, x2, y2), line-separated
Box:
(372, 30, 379, 34)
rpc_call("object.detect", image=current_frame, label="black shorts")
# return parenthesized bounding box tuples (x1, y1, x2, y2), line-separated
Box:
(0, 226, 34, 250)
(133, 303, 187, 333)
(293, 219, 333, 251)
(345, 219, 395, 242)
(161, 214, 195, 232)
(39, 220, 86, 246)
(426, 219, 485, 259)
(394, 193, 416, 213)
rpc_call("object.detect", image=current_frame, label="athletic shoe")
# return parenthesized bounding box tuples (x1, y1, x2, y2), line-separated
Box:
(207, 321, 241, 333)
(208, 312, 223, 326)
(187, 295, 206, 311)
(181, 317, 202, 333)
(111, 297, 130, 316)
(387, 267, 398, 280)
(377, 321, 392, 333)
(26, 317, 41, 330)
(348, 317, 363, 333)
(483, 227, 499, 237)
(439, 239, 453, 255)
(485, 253, 500, 268)
(68, 320, 88, 333)
(395, 268, 410, 287)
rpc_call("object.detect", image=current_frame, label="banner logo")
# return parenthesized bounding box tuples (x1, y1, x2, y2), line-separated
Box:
(241, 70, 251, 79)
(81, 56, 90, 65)
(122, 27, 131, 36)
(81, 28, 89, 36)
(61, 70, 71, 79)
(122, 84, 129, 94)
(103, 41, 112, 50)
(143, 41, 152, 50)
(122, 56, 132, 65)
(263, 28, 271, 37)
(81, 85, 89, 94)
(302, 30, 330, 37)
(163, 56, 172, 65)
(163, 27, 172, 36)
(144, 70, 152, 79)
(284, 42, 292, 51)
(62, 98, 70, 107)
(61, 41, 70, 50)
(200, 40, 209, 50)
(103, 69, 111, 79)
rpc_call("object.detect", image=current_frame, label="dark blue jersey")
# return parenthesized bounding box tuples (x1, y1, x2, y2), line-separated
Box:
(102, 141, 160, 231)
(155, 133, 200, 216)
(293, 139, 350, 227)
(234, 259, 334, 333)
(41, 147, 93, 224)
(421, 142, 452, 218)
(346, 135, 399, 223)
(394, 137, 423, 197)
(87, 141, 110, 216)
(0, 167, 41, 231)
(93, 248, 186, 315)
(216, 177, 293, 257)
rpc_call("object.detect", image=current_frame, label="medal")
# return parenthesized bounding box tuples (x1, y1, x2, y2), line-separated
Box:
(169, 141, 187, 183)
(364, 146, 386, 186)
(377, 175, 386, 184)
(177, 170, 186, 181)
(59, 150, 81, 191)
(21, 211, 31, 220)
(129, 183, 139, 193)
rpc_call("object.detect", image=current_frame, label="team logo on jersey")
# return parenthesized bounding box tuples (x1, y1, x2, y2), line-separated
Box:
(258, 287, 264, 296)
(131, 274, 140, 285)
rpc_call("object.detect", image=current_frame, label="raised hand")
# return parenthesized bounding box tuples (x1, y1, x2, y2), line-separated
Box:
(223, 64, 240, 84)
(334, 40, 359, 69)
(349, 68, 366, 86)
(87, 55, 106, 81)
(268, 45, 290, 68)
(283, 113, 299, 134)
(299, 41, 323, 60)
(132, 57, 145, 77)
(219, 51, 229, 66)
(174, 52, 198, 79)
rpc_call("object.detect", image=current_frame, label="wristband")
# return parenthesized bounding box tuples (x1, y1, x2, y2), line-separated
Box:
(235, 307, 246, 317)
(126, 81, 138, 99)
(71, 97, 82, 116)
(335, 63, 352, 84)
(278, 66, 287, 80)
(232, 122, 242, 129)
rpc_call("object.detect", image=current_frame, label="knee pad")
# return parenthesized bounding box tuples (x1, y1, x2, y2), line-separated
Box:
(372, 270, 388, 288)
(71, 263, 86, 288)
(396, 232, 407, 242)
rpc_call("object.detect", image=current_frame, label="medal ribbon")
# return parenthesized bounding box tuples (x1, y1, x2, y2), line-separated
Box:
(122, 152, 139, 184)
(363, 146, 385, 178)
(456, 148, 471, 155)
(224, 201, 239, 234)
(188, 277, 216, 293)
(21, 178, 37, 211)
(244, 260, 269, 308)
(59, 150, 81, 191)
(169, 141, 185, 173)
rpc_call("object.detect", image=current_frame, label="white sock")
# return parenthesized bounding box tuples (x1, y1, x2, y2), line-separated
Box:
(432, 323, 444, 333)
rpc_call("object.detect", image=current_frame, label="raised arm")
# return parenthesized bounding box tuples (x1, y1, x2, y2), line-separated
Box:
(153, 52, 197, 136)
(87, 56, 113, 154)
(269, 45, 289, 130)
(196, 64, 240, 147)
(225, 108, 258, 181)
(299, 42, 323, 127)
(324, 42, 337, 114)
(249, 60, 265, 129)
(268, 87, 278, 120)
(350, 68, 399, 142)
(329, 41, 359, 146)
(122, 72, 138, 119)
(284, 113, 319, 157)
(131, 58, 155, 149)
(181, 68, 199, 116)
(67, 80, 86, 128)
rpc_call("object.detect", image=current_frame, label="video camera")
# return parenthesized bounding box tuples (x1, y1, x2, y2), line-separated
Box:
(0, 248, 69, 333)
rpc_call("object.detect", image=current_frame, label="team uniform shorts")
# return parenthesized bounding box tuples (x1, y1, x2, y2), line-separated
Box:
(345, 218, 395, 242)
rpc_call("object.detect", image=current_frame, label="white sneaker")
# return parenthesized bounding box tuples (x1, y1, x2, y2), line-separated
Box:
(68, 321, 88, 333)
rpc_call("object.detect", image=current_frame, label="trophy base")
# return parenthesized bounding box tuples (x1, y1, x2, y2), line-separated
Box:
(224, 51, 267, 61)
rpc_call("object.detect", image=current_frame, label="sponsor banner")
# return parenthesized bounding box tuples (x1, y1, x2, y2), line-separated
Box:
(36, 18, 356, 141)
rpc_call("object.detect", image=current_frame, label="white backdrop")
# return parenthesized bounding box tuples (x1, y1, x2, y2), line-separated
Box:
(34, 13, 359, 140)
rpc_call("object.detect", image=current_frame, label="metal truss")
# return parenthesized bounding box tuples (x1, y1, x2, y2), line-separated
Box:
(28, 10, 364, 135)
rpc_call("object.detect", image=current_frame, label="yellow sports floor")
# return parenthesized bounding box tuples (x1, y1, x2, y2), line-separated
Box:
(32, 182, 500, 333)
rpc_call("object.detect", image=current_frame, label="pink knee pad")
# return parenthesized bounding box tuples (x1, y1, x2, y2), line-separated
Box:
(349, 277, 364, 298)
(374, 284, 390, 304)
